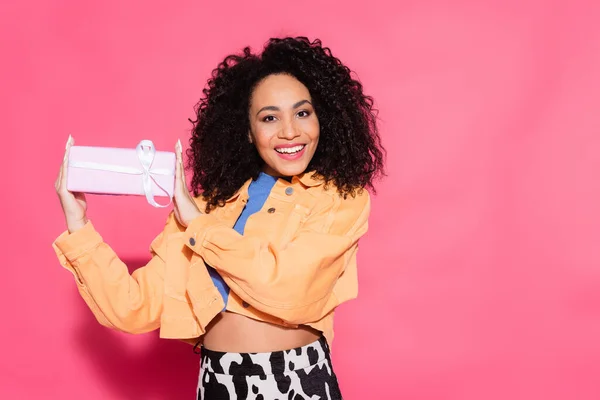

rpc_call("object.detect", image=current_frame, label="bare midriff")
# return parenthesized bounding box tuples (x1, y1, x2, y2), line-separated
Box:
(198, 311, 321, 353)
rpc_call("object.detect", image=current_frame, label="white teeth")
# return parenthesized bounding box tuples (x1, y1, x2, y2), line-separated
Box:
(276, 145, 305, 154)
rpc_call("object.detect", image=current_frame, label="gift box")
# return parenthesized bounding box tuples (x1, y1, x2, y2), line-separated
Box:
(67, 140, 176, 207)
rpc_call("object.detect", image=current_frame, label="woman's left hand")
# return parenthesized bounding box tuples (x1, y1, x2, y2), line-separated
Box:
(173, 139, 202, 227)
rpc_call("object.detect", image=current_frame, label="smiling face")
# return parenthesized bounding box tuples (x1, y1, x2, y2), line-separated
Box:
(248, 73, 320, 177)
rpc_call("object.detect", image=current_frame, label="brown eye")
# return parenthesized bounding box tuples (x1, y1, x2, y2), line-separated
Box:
(297, 110, 310, 118)
(263, 115, 276, 122)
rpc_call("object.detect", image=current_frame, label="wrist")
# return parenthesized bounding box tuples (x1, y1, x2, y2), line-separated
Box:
(67, 216, 89, 234)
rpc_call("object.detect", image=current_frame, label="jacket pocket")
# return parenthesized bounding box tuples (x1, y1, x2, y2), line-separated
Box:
(278, 203, 311, 245)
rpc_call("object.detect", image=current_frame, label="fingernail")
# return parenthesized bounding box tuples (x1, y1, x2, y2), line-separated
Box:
(66, 134, 72, 149)
(177, 139, 182, 153)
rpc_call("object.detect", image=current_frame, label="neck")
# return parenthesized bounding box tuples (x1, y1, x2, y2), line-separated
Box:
(261, 166, 288, 179)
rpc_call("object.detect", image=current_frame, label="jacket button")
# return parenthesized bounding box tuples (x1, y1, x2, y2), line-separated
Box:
(189, 237, 196, 246)
(267, 207, 276, 213)
(242, 301, 250, 308)
(285, 187, 294, 196)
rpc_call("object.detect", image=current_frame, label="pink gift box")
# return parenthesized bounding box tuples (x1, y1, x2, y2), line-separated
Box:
(67, 140, 176, 207)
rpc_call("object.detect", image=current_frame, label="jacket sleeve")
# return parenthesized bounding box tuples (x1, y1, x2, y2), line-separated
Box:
(52, 212, 182, 334)
(184, 189, 371, 325)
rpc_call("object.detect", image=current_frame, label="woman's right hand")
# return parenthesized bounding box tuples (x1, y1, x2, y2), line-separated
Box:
(55, 135, 88, 233)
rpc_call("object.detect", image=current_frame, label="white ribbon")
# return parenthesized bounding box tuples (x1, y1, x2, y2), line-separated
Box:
(69, 140, 173, 208)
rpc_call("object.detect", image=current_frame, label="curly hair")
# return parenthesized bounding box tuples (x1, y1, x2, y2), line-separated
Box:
(187, 37, 385, 212)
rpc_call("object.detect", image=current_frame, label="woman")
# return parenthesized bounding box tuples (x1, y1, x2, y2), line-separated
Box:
(54, 37, 385, 399)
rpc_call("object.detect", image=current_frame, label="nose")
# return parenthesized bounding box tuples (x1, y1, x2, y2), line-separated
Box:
(279, 119, 300, 140)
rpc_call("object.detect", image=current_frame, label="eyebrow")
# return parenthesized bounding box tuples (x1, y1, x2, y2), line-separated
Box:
(256, 100, 312, 116)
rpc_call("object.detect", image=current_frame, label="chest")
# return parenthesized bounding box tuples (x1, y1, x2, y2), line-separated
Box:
(216, 186, 322, 246)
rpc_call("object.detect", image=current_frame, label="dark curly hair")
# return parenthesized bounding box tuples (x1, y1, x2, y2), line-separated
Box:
(187, 36, 385, 212)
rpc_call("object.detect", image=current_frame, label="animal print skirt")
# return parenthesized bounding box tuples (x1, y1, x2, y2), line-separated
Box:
(197, 336, 343, 399)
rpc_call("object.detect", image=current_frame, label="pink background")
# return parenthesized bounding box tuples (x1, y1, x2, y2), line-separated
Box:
(2, 0, 600, 399)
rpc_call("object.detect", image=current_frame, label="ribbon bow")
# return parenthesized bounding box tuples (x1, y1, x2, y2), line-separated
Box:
(69, 140, 173, 208)
(136, 140, 172, 207)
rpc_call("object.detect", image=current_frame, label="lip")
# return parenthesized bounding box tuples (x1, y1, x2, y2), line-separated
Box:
(275, 144, 306, 161)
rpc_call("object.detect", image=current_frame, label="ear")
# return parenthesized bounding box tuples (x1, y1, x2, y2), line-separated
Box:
(248, 130, 253, 144)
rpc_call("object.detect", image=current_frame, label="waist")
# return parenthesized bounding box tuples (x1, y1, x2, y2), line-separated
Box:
(201, 311, 321, 353)
(200, 335, 331, 375)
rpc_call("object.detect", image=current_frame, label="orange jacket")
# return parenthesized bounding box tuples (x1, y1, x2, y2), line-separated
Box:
(52, 172, 370, 345)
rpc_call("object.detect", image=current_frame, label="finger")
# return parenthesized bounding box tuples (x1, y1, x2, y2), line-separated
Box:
(175, 139, 188, 194)
(60, 135, 74, 191)
(56, 136, 69, 188)
(174, 141, 182, 191)
(57, 135, 73, 191)
(55, 164, 62, 191)
(180, 154, 188, 193)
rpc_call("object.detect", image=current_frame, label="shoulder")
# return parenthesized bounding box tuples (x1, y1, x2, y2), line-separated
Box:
(192, 194, 210, 213)
(191, 177, 253, 214)
(305, 185, 371, 236)
(309, 183, 371, 210)
(297, 171, 370, 209)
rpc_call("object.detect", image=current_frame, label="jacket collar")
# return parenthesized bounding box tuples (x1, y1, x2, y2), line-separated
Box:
(295, 171, 324, 187)
(225, 170, 323, 202)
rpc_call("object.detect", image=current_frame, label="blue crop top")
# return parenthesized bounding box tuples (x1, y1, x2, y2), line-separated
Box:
(206, 172, 278, 310)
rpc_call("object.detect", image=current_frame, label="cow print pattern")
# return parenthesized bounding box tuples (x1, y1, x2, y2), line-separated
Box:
(197, 337, 342, 399)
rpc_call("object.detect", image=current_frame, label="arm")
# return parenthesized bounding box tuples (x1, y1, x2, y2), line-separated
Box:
(184, 189, 370, 325)
(52, 212, 182, 334)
